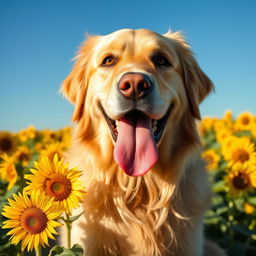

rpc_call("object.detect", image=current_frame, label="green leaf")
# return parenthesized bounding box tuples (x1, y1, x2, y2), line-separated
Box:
(68, 211, 84, 222)
(4, 185, 19, 200)
(216, 206, 228, 215)
(212, 180, 226, 193)
(248, 197, 256, 207)
(61, 211, 84, 224)
(204, 210, 223, 224)
(49, 244, 83, 256)
(234, 130, 252, 137)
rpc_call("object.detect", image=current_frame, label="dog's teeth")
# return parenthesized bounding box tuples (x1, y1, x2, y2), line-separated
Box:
(152, 120, 157, 132)
(116, 121, 119, 132)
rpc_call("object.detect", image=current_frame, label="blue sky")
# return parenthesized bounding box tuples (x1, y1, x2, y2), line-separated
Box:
(0, 0, 255, 131)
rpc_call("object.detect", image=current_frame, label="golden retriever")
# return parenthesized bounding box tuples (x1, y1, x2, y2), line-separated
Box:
(61, 29, 225, 256)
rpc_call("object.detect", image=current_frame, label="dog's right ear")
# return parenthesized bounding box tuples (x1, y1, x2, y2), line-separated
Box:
(61, 36, 99, 121)
(164, 31, 213, 120)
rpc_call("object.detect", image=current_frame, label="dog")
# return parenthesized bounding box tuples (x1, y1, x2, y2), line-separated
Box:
(61, 29, 225, 256)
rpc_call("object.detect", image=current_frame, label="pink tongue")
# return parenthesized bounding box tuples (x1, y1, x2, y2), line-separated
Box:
(114, 113, 158, 176)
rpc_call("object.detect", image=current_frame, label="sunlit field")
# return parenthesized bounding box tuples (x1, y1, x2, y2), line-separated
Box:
(0, 112, 256, 256)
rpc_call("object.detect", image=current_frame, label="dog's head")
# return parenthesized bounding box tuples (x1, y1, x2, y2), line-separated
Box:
(62, 29, 213, 177)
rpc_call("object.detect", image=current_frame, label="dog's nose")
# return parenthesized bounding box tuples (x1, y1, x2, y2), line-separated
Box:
(118, 73, 152, 99)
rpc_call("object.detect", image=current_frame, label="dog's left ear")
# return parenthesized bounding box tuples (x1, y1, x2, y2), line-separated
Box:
(164, 31, 214, 120)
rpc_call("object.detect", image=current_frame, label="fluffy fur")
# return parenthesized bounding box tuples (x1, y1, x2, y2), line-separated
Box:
(61, 29, 225, 256)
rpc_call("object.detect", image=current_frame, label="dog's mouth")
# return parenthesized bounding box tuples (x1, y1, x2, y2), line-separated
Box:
(100, 104, 173, 177)
(100, 106, 173, 144)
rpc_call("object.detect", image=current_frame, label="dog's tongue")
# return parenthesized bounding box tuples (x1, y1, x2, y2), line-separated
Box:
(114, 112, 158, 176)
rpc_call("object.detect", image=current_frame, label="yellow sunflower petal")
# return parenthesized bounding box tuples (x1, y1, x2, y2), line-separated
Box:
(2, 219, 20, 228)
(40, 231, 50, 246)
(21, 233, 31, 251)
(7, 226, 23, 236)
(27, 234, 35, 251)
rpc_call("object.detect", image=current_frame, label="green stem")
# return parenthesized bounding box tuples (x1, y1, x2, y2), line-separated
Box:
(17, 165, 26, 192)
(65, 213, 72, 249)
(35, 244, 42, 256)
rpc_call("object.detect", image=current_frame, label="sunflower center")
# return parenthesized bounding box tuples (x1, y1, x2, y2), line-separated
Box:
(21, 207, 48, 234)
(44, 174, 72, 201)
(0, 137, 13, 152)
(241, 117, 250, 125)
(205, 155, 214, 165)
(233, 172, 250, 189)
(18, 152, 29, 162)
(232, 149, 249, 163)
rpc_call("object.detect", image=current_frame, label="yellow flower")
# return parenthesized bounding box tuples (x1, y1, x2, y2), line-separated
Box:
(40, 127, 71, 146)
(0, 154, 18, 190)
(58, 127, 72, 146)
(40, 129, 59, 144)
(225, 162, 256, 197)
(223, 110, 233, 123)
(214, 119, 227, 132)
(0, 131, 17, 155)
(244, 203, 254, 215)
(222, 137, 256, 166)
(199, 117, 217, 135)
(40, 142, 66, 161)
(251, 123, 256, 138)
(235, 112, 255, 131)
(201, 149, 220, 171)
(2, 190, 62, 251)
(216, 128, 233, 144)
(220, 135, 239, 149)
(25, 155, 85, 215)
(18, 126, 36, 142)
(15, 146, 32, 167)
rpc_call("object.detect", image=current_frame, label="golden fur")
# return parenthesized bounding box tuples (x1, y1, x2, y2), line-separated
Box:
(61, 29, 225, 255)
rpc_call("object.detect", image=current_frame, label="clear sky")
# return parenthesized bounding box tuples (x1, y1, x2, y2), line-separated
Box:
(1, 0, 255, 131)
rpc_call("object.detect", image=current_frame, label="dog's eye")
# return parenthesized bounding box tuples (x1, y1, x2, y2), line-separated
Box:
(152, 54, 172, 67)
(101, 55, 117, 67)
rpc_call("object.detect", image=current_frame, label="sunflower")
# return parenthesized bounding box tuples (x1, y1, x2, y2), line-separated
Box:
(40, 128, 71, 145)
(25, 155, 85, 215)
(40, 129, 59, 144)
(251, 123, 256, 138)
(222, 137, 256, 166)
(225, 162, 256, 197)
(0, 131, 17, 155)
(223, 110, 233, 123)
(216, 127, 233, 144)
(58, 127, 72, 147)
(2, 190, 62, 251)
(198, 117, 217, 135)
(40, 142, 66, 161)
(18, 126, 37, 142)
(235, 112, 255, 131)
(201, 149, 220, 171)
(244, 203, 254, 215)
(0, 154, 18, 190)
(15, 146, 32, 167)
(220, 135, 238, 149)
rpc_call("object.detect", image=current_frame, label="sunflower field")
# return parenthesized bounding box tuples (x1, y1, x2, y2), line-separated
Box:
(0, 127, 86, 256)
(1, 112, 256, 256)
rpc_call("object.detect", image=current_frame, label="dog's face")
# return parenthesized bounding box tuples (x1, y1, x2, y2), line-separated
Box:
(62, 29, 213, 177)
